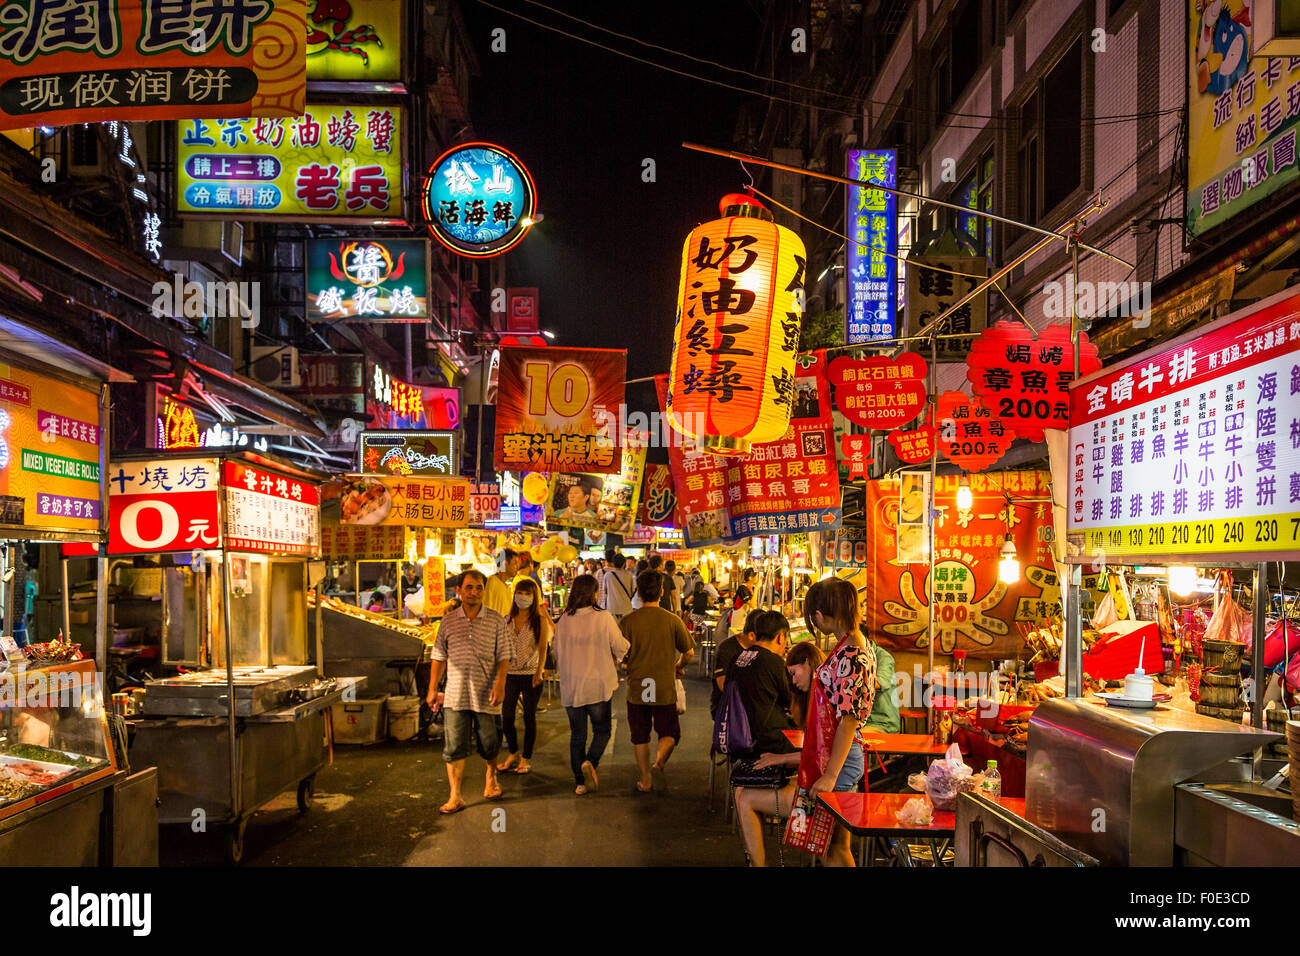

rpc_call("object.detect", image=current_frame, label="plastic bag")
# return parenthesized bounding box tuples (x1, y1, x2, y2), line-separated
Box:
(783, 667, 839, 858)
(896, 796, 933, 826)
(1205, 589, 1251, 647)
(924, 742, 975, 811)
(675, 678, 687, 715)
(1091, 592, 1118, 629)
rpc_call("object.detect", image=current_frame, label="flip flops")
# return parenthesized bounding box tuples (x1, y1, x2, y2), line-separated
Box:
(438, 801, 466, 815)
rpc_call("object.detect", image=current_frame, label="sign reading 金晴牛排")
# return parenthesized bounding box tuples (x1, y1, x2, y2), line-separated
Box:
(0, 0, 307, 131)
(177, 105, 403, 221)
(1068, 288, 1300, 560)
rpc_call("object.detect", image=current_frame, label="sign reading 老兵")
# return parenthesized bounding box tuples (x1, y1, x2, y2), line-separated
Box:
(0, 0, 307, 131)
(306, 0, 403, 83)
(223, 461, 319, 555)
(108, 458, 220, 554)
(420, 142, 536, 257)
(177, 104, 404, 220)
(306, 239, 429, 321)
(0, 363, 103, 535)
(1068, 288, 1300, 561)
(494, 346, 624, 475)
(1186, 2, 1300, 235)
(845, 149, 896, 344)
(359, 430, 457, 477)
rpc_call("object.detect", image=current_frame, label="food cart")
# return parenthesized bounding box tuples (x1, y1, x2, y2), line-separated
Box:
(0, 351, 158, 865)
(110, 451, 362, 863)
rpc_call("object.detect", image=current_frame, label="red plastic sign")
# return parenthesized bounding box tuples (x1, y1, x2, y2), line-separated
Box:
(888, 424, 938, 464)
(841, 435, 873, 479)
(965, 322, 1100, 441)
(934, 391, 1015, 471)
(828, 353, 928, 429)
(108, 458, 221, 554)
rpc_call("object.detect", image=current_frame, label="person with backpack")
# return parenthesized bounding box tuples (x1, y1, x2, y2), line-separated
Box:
(722, 611, 798, 758)
(600, 552, 635, 622)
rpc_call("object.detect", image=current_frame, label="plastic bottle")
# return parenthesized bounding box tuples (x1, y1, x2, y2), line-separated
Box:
(980, 759, 1002, 799)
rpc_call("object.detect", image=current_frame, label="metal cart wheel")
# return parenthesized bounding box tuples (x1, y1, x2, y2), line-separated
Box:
(225, 818, 248, 866)
(297, 774, 316, 814)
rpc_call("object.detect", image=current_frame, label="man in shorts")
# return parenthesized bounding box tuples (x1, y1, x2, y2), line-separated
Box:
(620, 570, 694, 792)
(427, 569, 514, 813)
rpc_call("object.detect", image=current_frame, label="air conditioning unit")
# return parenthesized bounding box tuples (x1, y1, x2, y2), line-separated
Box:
(249, 346, 300, 388)
(221, 221, 243, 266)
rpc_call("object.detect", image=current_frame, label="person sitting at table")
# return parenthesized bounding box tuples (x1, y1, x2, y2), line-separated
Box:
(734, 578, 875, 867)
(865, 640, 900, 734)
(726, 611, 798, 759)
(710, 608, 760, 720)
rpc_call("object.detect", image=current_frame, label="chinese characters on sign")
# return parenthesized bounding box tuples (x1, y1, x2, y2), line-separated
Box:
(1069, 289, 1300, 558)
(420, 142, 536, 257)
(320, 524, 404, 560)
(845, 149, 897, 344)
(840, 434, 873, 480)
(1187, 6, 1300, 234)
(905, 257, 988, 361)
(336, 475, 469, 528)
(223, 461, 320, 555)
(545, 438, 647, 535)
(108, 458, 221, 553)
(177, 105, 403, 220)
(306, 239, 429, 322)
(0, 0, 307, 130)
(639, 463, 679, 527)
(934, 390, 1016, 471)
(494, 346, 625, 475)
(888, 424, 938, 464)
(827, 352, 928, 429)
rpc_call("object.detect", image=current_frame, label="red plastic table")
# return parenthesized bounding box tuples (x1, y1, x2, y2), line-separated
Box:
(782, 729, 956, 757)
(817, 792, 1026, 866)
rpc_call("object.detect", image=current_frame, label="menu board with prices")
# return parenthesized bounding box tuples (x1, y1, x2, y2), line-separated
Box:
(223, 461, 320, 555)
(321, 524, 405, 560)
(1068, 289, 1300, 560)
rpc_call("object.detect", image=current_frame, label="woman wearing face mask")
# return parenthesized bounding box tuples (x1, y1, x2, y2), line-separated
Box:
(497, 578, 551, 774)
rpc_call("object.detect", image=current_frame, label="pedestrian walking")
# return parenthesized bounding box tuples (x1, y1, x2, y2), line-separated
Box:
(552, 574, 629, 795)
(426, 570, 514, 814)
(601, 552, 635, 620)
(620, 570, 694, 792)
(484, 548, 519, 617)
(497, 578, 551, 775)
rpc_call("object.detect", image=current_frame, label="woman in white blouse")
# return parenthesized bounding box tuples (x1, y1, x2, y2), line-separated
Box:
(552, 574, 629, 795)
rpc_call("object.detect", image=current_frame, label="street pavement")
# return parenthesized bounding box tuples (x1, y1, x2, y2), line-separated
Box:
(161, 674, 749, 866)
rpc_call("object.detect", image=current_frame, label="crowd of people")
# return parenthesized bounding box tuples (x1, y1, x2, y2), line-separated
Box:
(423, 548, 889, 866)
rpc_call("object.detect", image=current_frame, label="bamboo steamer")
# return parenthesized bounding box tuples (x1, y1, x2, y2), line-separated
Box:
(1201, 640, 1245, 674)
(1201, 671, 1240, 687)
(1195, 683, 1243, 708)
(1195, 702, 1244, 723)
(1289, 721, 1300, 822)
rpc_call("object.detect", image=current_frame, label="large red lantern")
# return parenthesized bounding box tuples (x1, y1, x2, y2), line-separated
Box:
(666, 194, 807, 455)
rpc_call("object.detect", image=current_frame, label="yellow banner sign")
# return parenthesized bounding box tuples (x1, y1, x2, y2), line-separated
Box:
(306, 0, 403, 82)
(336, 475, 469, 528)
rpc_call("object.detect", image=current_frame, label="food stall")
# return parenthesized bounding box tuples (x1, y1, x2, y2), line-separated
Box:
(111, 451, 362, 863)
(0, 352, 159, 865)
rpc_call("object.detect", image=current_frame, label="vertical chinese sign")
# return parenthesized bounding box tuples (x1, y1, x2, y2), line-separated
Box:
(1186, 3, 1300, 234)
(905, 257, 988, 360)
(108, 458, 221, 554)
(0, 0, 307, 130)
(0, 365, 102, 534)
(493, 346, 624, 475)
(845, 149, 897, 344)
(176, 104, 403, 220)
(306, 239, 430, 321)
(1068, 289, 1300, 559)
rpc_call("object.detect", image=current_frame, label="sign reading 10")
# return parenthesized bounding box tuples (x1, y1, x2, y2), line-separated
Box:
(523, 361, 591, 418)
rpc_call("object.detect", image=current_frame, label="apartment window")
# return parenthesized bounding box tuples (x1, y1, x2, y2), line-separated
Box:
(1017, 39, 1083, 224)
(932, 0, 985, 118)
(957, 152, 995, 256)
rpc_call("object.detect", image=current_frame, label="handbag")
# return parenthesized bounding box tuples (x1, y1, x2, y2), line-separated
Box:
(711, 678, 754, 755)
(782, 662, 840, 858)
(728, 756, 790, 787)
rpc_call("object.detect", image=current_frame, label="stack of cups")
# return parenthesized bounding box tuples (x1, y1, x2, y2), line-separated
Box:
(1289, 720, 1300, 822)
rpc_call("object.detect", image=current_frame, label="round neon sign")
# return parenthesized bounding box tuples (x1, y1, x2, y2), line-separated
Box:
(420, 142, 537, 258)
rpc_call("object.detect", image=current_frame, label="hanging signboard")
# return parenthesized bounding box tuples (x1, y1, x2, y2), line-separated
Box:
(0, 364, 103, 535)
(829, 526, 871, 569)
(888, 424, 937, 464)
(0, 0, 307, 131)
(545, 437, 647, 535)
(320, 523, 405, 560)
(223, 461, 319, 554)
(905, 256, 988, 361)
(934, 391, 1016, 471)
(639, 463, 679, 527)
(359, 430, 457, 477)
(863, 473, 1057, 658)
(507, 288, 540, 333)
(305, 238, 430, 322)
(1068, 287, 1300, 561)
(840, 435, 873, 480)
(177, 104, 404, 221)
(333, 475, 469, 528)
(827, 353, 928, 429)
(306, 0, 403, 83)
(494, 346, 624, 475)
(420, 142, 537, 257)
(845, 149, 896, 344)
(468, 479, 503, 527)
(108, 458, 220, 554)
(966, 321, 1101, 441)
(1186, 8, 1300, 235)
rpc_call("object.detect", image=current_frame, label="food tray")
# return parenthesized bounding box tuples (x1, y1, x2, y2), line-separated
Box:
(0, 753, 76, 787)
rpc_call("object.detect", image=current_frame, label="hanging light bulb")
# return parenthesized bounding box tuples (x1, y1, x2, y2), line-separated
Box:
(956, 474, 973, 511)
(998, 534, 1019, 584)
(1168, 565, 1197, 596)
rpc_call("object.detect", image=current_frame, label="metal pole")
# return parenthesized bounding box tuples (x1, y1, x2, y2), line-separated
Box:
(1066, 236, 1084, 698)
(60, 556, 71, 652)
(96, 547, 107, 672)
(220, 549, 239, 820)
(1252, 563, 1268, 780)
(475, 343, 486, 484)
(404, 323, 414, 383)
(927, 329, 937, 720)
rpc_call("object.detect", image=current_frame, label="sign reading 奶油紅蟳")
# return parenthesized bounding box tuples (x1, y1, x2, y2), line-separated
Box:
(306, 239, 429, 322)
(1068, 287, 1300, 561)
(176, 104, 403, 221)
(421, 142, 536, 257)
(0, 0, 307, 131)
(845, 149, 896, 344)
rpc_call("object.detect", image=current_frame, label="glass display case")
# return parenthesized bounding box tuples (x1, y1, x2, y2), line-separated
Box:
(0, 658, 118, 825)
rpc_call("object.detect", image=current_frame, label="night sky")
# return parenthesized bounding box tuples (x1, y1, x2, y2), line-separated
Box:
(460, 0, 764, 422)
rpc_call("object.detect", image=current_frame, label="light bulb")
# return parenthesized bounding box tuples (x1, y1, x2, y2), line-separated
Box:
(956, 475, 973, 511)
(1168, 565, 1197, 596)
(998, 534, 1019, 584)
